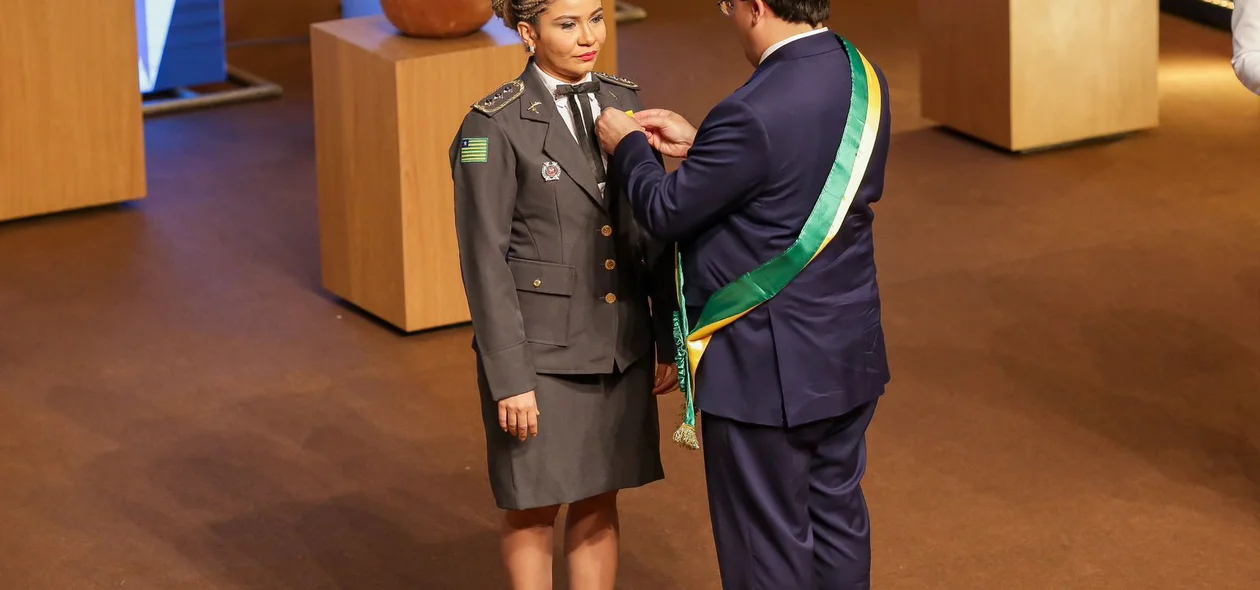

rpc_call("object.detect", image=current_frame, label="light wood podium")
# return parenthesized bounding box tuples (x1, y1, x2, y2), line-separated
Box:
(1, 0, 147, 222)
(919, 0, 1159, 152)
(311, 10, 617, 332)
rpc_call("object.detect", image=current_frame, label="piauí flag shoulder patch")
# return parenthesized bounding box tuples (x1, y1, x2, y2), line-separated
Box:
(460, 137, 489, 163)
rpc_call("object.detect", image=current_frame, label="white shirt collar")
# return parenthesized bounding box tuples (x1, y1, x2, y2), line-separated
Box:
(533, 63, 594, 99)
(759, 27, 830, 65)
(530, 62, 607, 189)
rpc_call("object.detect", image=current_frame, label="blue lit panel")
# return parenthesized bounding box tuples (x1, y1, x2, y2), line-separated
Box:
(137, 0, 227, 94)
(342, 0, 384, 17)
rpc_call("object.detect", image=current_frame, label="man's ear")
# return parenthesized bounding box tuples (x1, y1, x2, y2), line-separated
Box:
(749, 0, 767, 25)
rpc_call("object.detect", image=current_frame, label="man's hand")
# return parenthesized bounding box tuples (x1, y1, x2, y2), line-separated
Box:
(596, 107, 645, 154)
(654, 363, 679, 395)
(633, 109, 697, 159)
(498, 390, 540, 441)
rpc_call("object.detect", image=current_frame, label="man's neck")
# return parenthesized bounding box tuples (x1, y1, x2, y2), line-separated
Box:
(754, 22, 825, 60)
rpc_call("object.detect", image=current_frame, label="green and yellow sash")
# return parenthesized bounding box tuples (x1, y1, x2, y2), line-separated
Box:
(670, 36, 884, 450)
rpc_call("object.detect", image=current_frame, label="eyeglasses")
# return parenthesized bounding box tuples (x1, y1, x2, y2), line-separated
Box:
(717, 0, 733, 17)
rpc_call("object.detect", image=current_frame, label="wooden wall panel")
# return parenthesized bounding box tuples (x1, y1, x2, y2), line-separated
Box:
(223, 0, 341, 42)
(599, 0, 618, 74)
(224, 0, 614, 75)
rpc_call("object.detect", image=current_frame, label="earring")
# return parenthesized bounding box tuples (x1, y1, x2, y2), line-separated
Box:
(528, 45, 536, 54)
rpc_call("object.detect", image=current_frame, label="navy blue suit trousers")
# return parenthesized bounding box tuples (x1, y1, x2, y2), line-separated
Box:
(702, 402, 878, 590)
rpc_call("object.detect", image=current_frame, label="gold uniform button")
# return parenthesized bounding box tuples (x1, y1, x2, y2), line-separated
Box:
(604, 259, 616, 270)
(532, 279, 542, 288)
(605, 293, 617, 304)
(600, 225, 613, 237)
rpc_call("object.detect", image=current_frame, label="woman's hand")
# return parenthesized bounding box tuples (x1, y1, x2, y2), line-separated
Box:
(498, 391, 540, 441)
(654, 363, 679, 395)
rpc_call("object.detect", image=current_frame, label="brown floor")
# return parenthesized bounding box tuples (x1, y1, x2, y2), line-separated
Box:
(2, 2, 1259, 588)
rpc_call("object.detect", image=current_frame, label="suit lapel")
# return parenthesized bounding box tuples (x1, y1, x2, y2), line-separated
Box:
(596, 84, 625, 113)
(545, 112, 604, 209)
(594, 83, 626, 191)
(592, 83, 637, 246)
(518, 63, 604, 209)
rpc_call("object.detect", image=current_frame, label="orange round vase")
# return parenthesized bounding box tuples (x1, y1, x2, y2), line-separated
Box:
(380, 0, 494, 38)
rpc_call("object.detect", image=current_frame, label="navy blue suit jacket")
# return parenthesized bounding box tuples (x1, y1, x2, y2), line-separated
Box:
(612, 32, 892, 427)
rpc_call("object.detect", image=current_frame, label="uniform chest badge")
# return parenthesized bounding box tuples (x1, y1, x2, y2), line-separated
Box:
(541, 161, 562, 182)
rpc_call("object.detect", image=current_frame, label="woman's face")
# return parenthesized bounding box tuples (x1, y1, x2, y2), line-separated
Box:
(521, 0, 606, 82)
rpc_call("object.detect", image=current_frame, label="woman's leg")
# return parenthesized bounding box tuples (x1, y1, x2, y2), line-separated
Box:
(502, 504, 563, 590)
(564, 491, 621, 590)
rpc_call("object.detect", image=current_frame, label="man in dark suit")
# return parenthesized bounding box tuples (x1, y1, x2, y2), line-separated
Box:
(595, 0, 892, 587)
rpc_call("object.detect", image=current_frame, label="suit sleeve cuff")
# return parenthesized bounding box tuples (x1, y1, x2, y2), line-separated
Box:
(479, 342, 537, 401)
(613, 131, 655, 172)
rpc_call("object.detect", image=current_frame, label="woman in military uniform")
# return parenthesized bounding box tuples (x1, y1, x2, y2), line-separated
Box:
(449, 0, 677, 587)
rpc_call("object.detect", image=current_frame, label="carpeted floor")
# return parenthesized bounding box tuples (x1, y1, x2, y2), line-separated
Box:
(1, 2, 1257, 588)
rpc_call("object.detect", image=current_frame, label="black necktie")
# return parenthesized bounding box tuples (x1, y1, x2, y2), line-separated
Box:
(555, 80, 606, 184)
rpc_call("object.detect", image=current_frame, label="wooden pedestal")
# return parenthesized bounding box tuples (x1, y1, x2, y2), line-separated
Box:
(919, 0, 1160, 152)
(311, 16, 528, 332)
(0, 0, 147, 222)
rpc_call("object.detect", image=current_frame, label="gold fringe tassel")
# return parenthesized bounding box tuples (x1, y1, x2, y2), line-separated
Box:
(672, 423, 700, 450)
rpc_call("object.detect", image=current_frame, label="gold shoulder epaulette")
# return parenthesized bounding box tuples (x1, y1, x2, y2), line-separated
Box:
(472, 80, 525, 116)
(593, 71, 638, 90)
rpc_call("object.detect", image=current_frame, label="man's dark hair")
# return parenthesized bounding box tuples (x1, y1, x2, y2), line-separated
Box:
(761, 0, 830, 26)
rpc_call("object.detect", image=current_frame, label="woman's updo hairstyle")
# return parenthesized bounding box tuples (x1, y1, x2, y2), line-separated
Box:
(491, 0, 553, 30)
